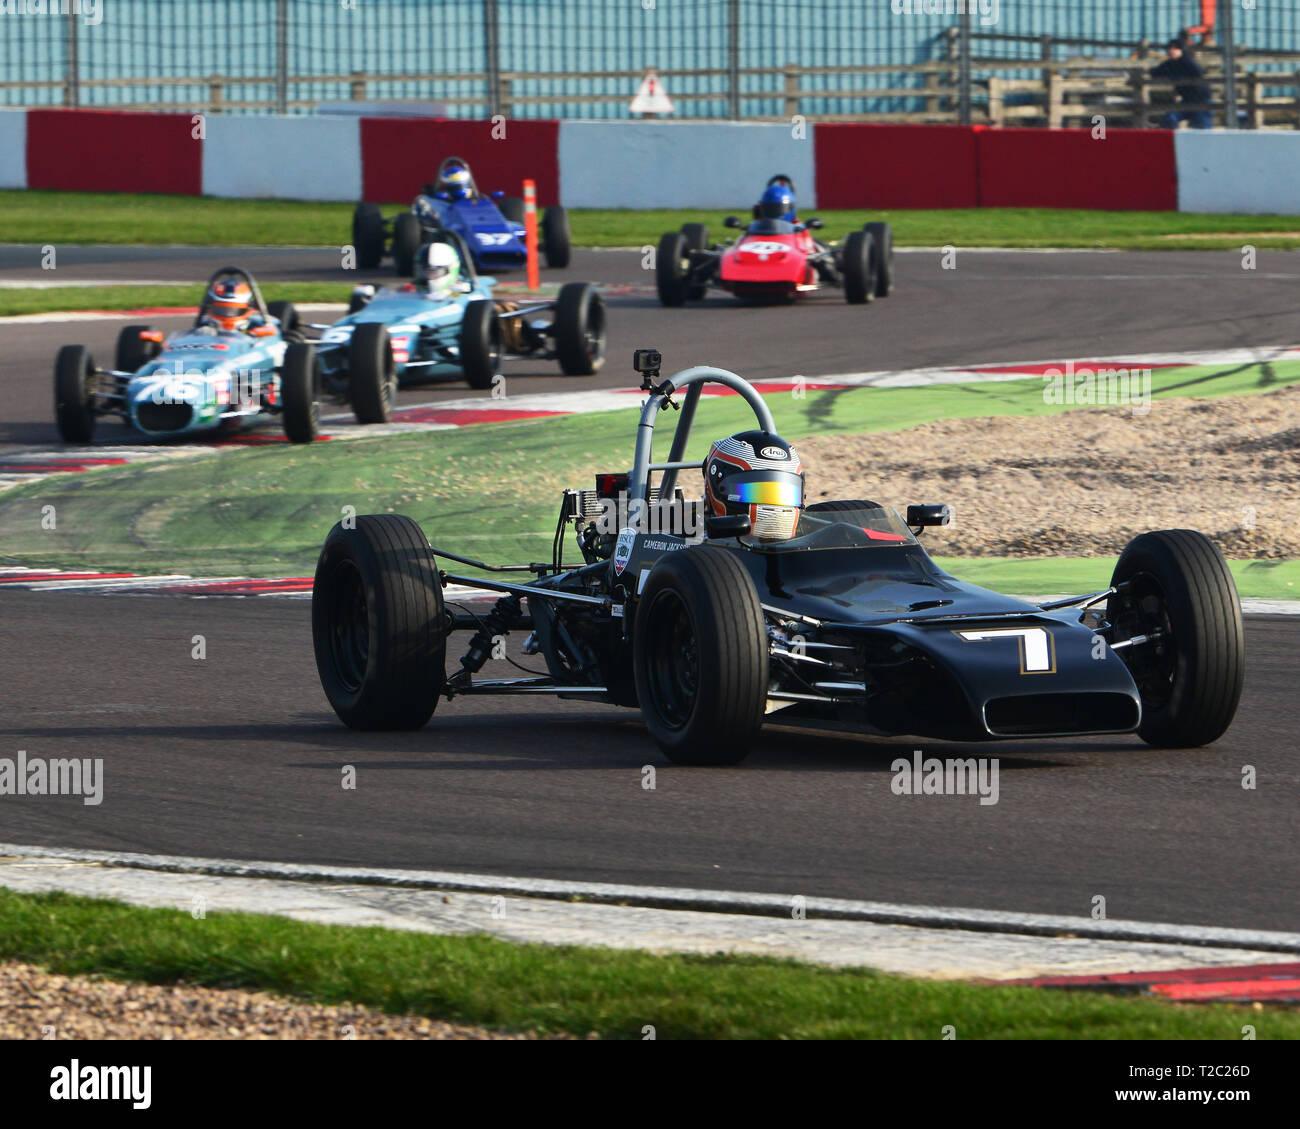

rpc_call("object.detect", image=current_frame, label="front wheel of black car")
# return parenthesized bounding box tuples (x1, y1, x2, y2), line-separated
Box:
(281, 342, 320, 444)
(656, 231, 689, 307)
(392, 212, 423, 277)
(54, 344, 97, 444)
(1107, 530, 1244, 748)
(460, 299, 502, 390)
(553, 282, 606, 375)
(312, 514, 446, 730)
(115, 324, 162, 373)
(348, 322, 398, 423)
(634, 548, 768, 765)
(542, 204, 571, 268)
(352, 202, 385, 270)
(842, 229, 877, 305)
(864, 222, 894, 297)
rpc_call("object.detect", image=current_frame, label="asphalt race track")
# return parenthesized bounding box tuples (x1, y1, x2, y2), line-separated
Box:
(0, 592, 1296, 933)
(1, 246, 1297, 935)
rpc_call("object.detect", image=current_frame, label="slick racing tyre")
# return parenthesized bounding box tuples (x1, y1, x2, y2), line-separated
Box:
(680, 223, 709, 300)
(864, 222, 894, 298)
(352, 202, 386, 270)
(459, 299, 502, 390)
(280, 342, 321, 444)
(842, 229, 877, 305)
(392, 212, 423, 277)
(54, 344, 97, 444)
(656, 231, 690, 307)
(553, 282, 606, 376)
(312, 514, 447, 730)
(1107, 530, 1244, 748)
(114, 324, 162, 373)
(542, 204, 572, 269)
(500, 196, 526, 224)
(348, 322, 398, 423)
(634, 548, 768, 765)
(267, 300, 303, 342)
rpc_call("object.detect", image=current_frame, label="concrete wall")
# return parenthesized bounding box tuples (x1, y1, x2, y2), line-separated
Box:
(1176, 131, 1300, 214)
(0, 110, 25, 189)
(203, 114, 361, 202)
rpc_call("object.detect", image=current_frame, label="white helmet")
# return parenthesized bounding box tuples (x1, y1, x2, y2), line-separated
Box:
(416, 241, 460, 297)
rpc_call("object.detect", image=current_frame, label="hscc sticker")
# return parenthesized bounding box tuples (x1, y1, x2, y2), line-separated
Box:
(613, 528, 636, 575)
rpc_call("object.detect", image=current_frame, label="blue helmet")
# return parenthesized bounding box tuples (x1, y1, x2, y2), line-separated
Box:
(758, 183, 795, 222)
(440, 163, 473, 200)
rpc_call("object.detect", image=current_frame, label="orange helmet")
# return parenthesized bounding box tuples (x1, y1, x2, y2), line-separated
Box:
(206, 278, 253, 330)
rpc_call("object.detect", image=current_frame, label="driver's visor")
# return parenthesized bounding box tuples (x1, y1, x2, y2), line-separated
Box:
(725, 471, 803, 507)
(423, 265, 451, 280)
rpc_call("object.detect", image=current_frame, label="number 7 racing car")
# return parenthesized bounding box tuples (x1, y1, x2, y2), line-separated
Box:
(310, 350, 1243, 765)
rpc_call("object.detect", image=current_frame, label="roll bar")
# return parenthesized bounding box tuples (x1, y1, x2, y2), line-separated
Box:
(195, 265, 272, 324)
(628, 364, 777, 511)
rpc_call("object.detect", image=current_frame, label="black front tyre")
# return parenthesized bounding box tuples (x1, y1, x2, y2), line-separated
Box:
(392, 212, 423, 277)
(348, 322, 398, 423)
(1107, 530, 1244, 748)
(114, 324, 162, 373)
(633, 548, 768, 765)
(553, 281, 606, 375)
(54, 344, 97, 444)
(459, 299, 502, 390)
(842, 229, 877, 305)
(312, 514, 447, 730)
(864, 222, 894, 297)
(542, 204, 571, 269)
(499, 196, 525, 224)
(352, 202, 385, 270)
(656, 231, 690, 307)
(280, 342, 320, 444)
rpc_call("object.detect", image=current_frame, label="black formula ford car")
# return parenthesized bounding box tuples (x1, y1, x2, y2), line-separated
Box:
(311, 350, 1244, 765)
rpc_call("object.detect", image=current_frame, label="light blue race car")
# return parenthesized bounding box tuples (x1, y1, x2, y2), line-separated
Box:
(53, 267, 322, 445)
(308, 232, 604, 418)
(351, 156, 571, 276)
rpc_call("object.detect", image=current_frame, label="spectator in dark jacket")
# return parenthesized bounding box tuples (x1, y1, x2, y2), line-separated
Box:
(1151, 39, 1213, 128)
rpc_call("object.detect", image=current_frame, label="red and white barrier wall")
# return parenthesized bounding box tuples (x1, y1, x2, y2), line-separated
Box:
(3, 108, 1294, 214)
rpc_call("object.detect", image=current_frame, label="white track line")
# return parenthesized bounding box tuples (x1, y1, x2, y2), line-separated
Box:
(2, 842, 1296, 955)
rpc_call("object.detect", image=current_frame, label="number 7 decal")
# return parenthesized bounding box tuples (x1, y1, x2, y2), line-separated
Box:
(954, 627, 1056, 674)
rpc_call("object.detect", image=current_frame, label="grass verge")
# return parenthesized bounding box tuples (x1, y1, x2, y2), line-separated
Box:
(0, 282, 353, 318)
(3, 190, 1299, 250)
(2, 362, 1297, 585)
(1, 888, 1290, 1040)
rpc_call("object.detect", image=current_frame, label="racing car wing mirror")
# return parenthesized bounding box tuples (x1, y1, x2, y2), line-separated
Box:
(723, 216, 741, 229)
(906, 504, 953, 528)
(804, 217, 824, 230)
(705, 514, 751, 539)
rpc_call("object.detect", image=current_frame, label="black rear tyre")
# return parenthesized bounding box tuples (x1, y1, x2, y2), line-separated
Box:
(542, 204, 571, 268)
(280, 342, 320, 444)
(843, 230, 877, 305)
(312, 514, 446, 730)
(634, 548, 768, 765)
(267, 300, 303, 342)
(1107, 530, 1244, 748)
(656, 231, 690, 307)
(680, 223, 709, 300)
(864, 222, 894, 297)
(54, 344, 96, 444)
(459, 299, 502, 390)
(553, 282, 606, 376)
(348, 322, 398, 423)
(499, 196, 525, 224)
(352, 202, 385, 270)
(393, 212, 423, 278)
(114, 324, 161, 373)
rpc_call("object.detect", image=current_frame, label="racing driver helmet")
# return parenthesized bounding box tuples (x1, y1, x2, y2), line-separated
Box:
(416, 241, 461, 298)
(439, 162, 473, 200)
(704, 431, 804, 542)
(757, 183, 796, 222)
(205, 277, 254, 332)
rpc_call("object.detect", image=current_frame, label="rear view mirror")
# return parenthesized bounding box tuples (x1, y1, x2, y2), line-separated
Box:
(906, 504, 952, 528)
(805, 217, 824, 230)
(723, 216, 741, 229)
(706, 514, 751, 539)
